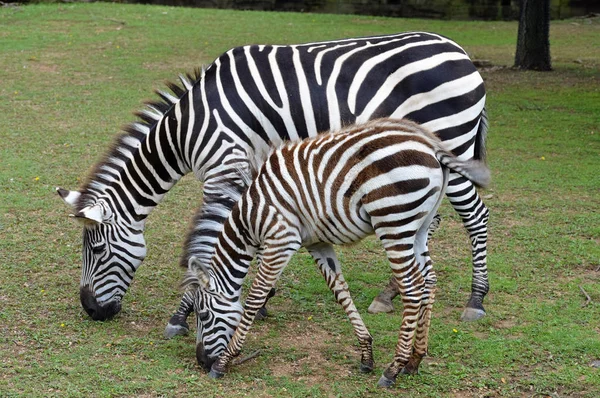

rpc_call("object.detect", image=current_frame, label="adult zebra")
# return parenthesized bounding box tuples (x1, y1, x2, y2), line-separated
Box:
(182, 118, 491, 386)
(56, 32, 490, 335)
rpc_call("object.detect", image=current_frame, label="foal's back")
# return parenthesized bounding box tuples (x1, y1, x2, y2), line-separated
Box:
(255, 118, 445, 246)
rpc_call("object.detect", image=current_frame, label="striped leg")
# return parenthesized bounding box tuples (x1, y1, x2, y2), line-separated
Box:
(401, 228, 437, 376)
(164, 290, 194, 338)
(377, 254, 424, 387)
(307, 243, 374, 373)
(164, 288, 276, 339)
(210, 240, 302, 378)
(446, 173, 490, 321)
(374, 205, 440, 386)
(367, 213, 442, 315)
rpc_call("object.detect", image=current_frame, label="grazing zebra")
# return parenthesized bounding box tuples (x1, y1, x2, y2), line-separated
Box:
(182, 118, 491, 387)
(56, 32, 490, 333)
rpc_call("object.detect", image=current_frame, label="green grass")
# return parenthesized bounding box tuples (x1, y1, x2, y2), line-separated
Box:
(1, 3, 599, 397)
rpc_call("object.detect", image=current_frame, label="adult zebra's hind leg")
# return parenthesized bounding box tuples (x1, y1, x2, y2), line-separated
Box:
(307, 243, 374, 373)
(446, 173, 490, 322)
(367, 214, 442, 315)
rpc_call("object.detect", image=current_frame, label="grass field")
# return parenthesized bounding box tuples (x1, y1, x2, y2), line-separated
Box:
(1, 3, 599, 397)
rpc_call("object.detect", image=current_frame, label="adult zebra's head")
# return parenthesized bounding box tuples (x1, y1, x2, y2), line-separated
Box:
(57, 188, 147, 321)
(182, 257, 243, 372)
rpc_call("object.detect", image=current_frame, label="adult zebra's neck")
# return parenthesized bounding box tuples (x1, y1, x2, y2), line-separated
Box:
(75, 72, 207, 226)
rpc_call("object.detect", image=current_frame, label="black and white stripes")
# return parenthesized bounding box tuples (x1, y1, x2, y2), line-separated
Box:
(182, 118, 490, 386)
(57, 32, 491, 327)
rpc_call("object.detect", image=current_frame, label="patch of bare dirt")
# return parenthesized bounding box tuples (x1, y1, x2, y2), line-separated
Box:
(245, 317, 361, 391)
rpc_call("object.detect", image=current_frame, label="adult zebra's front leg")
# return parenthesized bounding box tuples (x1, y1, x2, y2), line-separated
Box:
(307, 243, 374, 373)
(164, 290, 195, 338)
(446, 173, 490, 321)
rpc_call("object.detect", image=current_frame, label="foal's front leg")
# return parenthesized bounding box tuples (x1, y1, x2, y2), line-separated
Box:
(210, 239, 302, 378)
(307, 243, 374, 372)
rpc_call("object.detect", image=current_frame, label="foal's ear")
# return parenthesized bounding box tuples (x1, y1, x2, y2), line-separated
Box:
(188, 257, 212, 290)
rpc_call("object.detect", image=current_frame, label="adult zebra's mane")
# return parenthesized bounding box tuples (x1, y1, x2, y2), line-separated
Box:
(74, 67, 206, 213)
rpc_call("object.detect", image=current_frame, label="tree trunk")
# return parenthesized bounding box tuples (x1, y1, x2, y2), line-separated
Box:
(514, 0, 552, 71)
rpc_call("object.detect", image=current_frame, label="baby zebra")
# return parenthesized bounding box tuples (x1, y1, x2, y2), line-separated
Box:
(181, 118, 490, 387)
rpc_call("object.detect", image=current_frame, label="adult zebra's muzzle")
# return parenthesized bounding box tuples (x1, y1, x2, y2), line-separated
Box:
(80, 286, 121, 321)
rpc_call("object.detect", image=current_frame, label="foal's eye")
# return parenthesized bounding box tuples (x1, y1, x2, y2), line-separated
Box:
(91, 244, 104, 255)
(198, 311, 209, 321)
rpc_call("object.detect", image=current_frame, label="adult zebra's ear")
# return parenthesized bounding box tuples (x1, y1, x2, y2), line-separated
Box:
(56, 187, 81, 208)
(57, 187, 111, 224)
(57, 187, 104, 224)
(73, 203, 106, 224)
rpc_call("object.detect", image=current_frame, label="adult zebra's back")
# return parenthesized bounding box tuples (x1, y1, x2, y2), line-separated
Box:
(56, 32, 490, 331)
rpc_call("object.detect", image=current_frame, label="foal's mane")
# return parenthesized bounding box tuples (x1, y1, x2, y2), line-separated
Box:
(75, 67, 206, 212)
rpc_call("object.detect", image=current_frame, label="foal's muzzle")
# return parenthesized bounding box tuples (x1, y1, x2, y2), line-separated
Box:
(196, 343, 217, 372)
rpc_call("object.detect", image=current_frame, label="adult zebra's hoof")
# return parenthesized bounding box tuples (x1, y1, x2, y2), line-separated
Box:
(164, 322, 190, 339)
(460, 307, 486, 322)
(367, 298, 394, 314)
(377, 375, 396, 388)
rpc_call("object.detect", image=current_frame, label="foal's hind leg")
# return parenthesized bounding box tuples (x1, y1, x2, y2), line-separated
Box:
(367, 214, 442, 315)
(401, 227, 437, 375)
(307, 243, 374, 373)
(377, 255, 425, 387)
(371, 223, 425, 387)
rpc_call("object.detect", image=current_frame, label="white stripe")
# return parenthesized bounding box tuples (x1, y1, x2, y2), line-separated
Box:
(350, 40, 464, 115)
(292, 46, 318, 137)
(389, 71, 483, 120)
(422, 95, 486, 160)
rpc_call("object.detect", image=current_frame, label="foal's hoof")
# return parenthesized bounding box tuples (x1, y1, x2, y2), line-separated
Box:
(460, 307, 486, 322)
(377, 374, 396, 388)
(360, 362, 374, 373)
(400, 366, 419, 375)
(164, 321, 190, 339)
(367, 299, 394, 314)
(255, 307, 268, 321)
(208, 368, 225, 379)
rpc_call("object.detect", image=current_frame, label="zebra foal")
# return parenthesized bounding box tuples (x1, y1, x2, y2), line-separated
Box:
(182, 118, 490, 387)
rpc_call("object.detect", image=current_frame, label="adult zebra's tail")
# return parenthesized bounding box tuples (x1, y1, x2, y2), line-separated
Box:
(474, 107, 489, 163)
